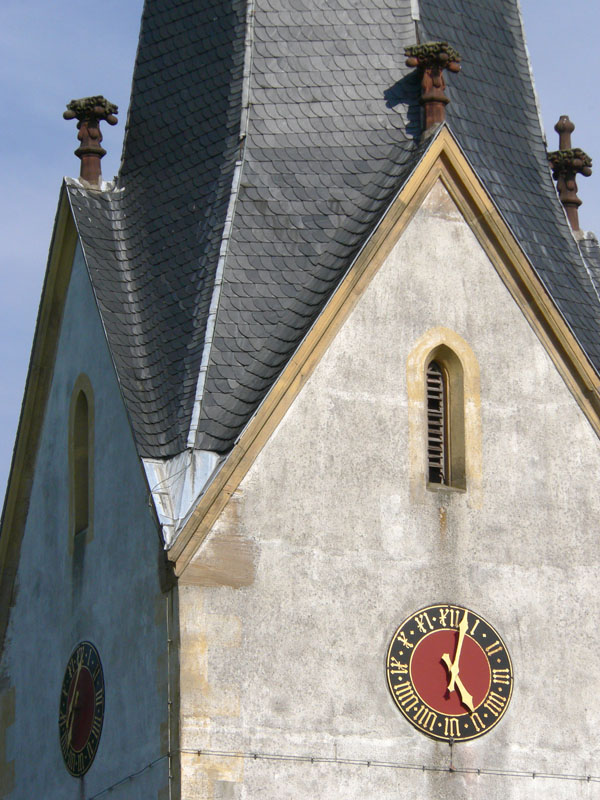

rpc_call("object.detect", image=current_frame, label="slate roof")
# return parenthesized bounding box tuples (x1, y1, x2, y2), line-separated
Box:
(70, 0, 247, 455)
(68, 0, 600, 459)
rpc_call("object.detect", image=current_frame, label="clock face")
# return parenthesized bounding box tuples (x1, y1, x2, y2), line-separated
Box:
(386, 604, 513, 742)
(58, 641, 105, 776)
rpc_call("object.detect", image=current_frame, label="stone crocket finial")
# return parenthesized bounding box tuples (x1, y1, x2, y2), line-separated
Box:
(548, 115, 592, 232)
(405, 42, 461, 132)
(63, 96, 118, 187)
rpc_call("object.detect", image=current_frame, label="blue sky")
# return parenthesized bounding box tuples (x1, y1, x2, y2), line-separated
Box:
(0, 0, 598, 501)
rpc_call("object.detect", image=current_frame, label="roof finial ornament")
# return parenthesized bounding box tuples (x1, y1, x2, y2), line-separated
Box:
(63, 96, 118, 187)
(405, 42, 461, 133)
(548, 116, 592, 233)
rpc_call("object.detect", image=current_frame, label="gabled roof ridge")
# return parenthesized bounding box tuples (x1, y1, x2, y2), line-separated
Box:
(168, 125, 600, 573)
(441, 123, 600, 369)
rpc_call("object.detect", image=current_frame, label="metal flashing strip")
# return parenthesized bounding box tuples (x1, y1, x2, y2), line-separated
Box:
(515, 0, 546, 145)
(576, 235, 600, 308)
(186, 158, 244, 448)
(186, 0, 255, 449)
(144, 450, 223, 547)
(240, 0, 255, 140)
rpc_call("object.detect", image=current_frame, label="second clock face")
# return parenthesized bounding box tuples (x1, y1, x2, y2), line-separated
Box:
(386, 604, 513, 742)
(58, 641, 105, 776)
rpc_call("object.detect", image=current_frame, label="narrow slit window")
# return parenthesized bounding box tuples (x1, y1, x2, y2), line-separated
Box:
(69, 376, 95, 549)
(426, 361, 448, 485)
(72, 390, 90, 535)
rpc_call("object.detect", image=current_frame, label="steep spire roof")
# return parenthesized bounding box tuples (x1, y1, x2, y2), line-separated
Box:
(67, 0, 600, 459)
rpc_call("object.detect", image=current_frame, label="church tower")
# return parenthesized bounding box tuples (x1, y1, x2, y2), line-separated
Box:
(2, 1, 600, 797)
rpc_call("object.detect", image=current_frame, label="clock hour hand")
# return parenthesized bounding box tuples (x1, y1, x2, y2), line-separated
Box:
(441, 652, 474, 712)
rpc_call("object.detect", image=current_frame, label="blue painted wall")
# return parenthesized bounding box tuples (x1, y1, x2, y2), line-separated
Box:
(1, 244, 171, 798)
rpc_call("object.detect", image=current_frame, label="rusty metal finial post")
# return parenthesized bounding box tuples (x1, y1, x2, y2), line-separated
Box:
(405, 42, 461, 132)
(63, 96, 118, 187)
(548, 115, 592, 232)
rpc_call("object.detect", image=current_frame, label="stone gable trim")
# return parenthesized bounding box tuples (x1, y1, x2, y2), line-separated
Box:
(0, 686, 15, 795)
(0, 188, 78, 655)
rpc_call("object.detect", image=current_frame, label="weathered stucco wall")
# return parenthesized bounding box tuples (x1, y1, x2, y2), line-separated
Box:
(0, 245, 170, 799)
(179, 181, 600, 798)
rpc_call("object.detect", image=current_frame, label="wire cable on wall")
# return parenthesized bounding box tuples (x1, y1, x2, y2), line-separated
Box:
(86, 745, 600, 798)
(183, 747, 600, 785)
(86, 754, 168, 799)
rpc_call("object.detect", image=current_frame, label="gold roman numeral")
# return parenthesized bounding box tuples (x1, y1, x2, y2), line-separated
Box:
(414, 612, 434, 633)
(485, 640, 503, 656)
(439, 607, 461, 628)
(91, 714, 102, 738)
(395, 631, 413, 649)
(389, 657, 408, 675)
(413, 705, 437, 731)
(393, 682, 419, 711)
(444, 717, 460, 737)
(483, 691, 506, 717)
(492, 668, 510, 685)
(470, 711, 484, 732)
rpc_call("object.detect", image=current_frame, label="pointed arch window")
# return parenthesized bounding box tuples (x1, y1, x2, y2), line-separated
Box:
(69, 376, 94, 542)
(425, 347, 466, 490)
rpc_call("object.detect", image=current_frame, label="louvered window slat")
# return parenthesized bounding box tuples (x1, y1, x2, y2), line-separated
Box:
(426, 361, 447, 484)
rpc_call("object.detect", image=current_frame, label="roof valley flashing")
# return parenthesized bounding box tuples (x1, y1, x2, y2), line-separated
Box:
(60, 0, 600, 548)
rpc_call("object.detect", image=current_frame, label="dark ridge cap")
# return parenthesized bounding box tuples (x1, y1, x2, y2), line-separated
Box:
(578, 234, 600, 302)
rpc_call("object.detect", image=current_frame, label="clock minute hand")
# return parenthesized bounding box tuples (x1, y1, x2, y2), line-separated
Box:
(441, 610, 475, 713)
(66, 651, 84, 747)
(444, 610, 469, 691)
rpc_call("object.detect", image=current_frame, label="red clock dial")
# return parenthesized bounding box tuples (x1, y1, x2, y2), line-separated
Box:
(386, 604, 513, 741)
(58, 641, 105, 776)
